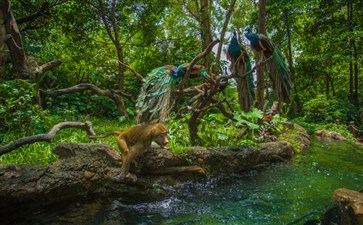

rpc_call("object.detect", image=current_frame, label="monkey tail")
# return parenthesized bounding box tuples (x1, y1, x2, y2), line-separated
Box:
(89, 131, 123, 139)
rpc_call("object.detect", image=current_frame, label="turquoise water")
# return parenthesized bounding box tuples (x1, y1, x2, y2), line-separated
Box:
(113, 138, 363, 225)
(4, 138, 363, 225)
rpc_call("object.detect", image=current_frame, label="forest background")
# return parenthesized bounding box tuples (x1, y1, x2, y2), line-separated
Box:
(0, 0, 362, 164)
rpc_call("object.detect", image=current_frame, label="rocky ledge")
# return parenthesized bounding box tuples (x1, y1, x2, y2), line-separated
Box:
(0, 123, 311, 207)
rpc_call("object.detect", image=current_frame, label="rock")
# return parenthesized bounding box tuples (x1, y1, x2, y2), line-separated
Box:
(0, 123, 311, 207)
(281, 122, 311, 150)
(330, 188, 363, 225)
(315, 130, 347, 141)
(0, 140, 297, 206)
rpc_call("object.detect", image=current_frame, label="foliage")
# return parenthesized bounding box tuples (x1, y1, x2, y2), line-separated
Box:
(0, 80, 46, 134)
(2, 0, 362, 165)
(292, 117, 355, 143)
(45, 93, 121, 119)
(0, 117, 133, 165)
(302, 95, 356, 124)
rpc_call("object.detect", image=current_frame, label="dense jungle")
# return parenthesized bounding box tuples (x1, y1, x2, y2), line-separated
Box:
(0, 0, 362, 224)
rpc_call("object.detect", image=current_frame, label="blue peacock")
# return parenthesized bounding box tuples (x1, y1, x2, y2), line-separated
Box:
(227, 31, 255, 112)
(136, 63, 206, 123)
(244, 28, 292, 103)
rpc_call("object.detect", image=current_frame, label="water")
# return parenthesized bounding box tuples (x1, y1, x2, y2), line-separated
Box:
(4, 138, 363, 225)
(112, 138, 363, 225)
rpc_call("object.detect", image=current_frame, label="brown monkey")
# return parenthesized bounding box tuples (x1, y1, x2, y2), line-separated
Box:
(90, 123, 169, 181)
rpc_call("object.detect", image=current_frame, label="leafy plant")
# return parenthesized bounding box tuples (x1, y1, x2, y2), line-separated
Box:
(302, 95, 356, 124)
(0, 80, 44, 134)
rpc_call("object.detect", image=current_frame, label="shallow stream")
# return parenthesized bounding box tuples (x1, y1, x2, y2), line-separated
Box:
(5, 138, 363, 225)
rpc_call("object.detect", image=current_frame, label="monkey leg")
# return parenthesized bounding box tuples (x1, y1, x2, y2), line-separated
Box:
(120, 149, 140, 181)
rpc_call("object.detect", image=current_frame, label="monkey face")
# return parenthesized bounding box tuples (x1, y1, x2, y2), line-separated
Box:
(154, 132, 169, 148)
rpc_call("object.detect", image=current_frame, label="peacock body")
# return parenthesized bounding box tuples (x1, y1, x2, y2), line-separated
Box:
(136, 63, 206, 124)
(244, 28, 292, 103)
(227, 31, 255, 112)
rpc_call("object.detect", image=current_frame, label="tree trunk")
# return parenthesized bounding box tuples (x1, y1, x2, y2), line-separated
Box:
(97, 0, 128, 117)
(115, 42, 128, 118)
(352, 39, 359, 106)
(256, 0, 266, 110)
(213, 0, 237, 75)
(347, 2, 359, 106)
(0, 9, 8, 79)
(1, 0, 28, 79)
(284, 9, 294, 82)
(200, 0, 212, 73)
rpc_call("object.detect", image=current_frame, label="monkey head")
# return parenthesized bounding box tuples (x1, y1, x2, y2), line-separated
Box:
(151, 123, 169, 148)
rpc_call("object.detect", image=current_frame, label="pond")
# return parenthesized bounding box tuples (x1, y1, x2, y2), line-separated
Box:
(4, 138, 363, 225)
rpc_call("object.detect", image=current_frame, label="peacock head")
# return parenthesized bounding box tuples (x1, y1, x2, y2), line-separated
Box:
(174, 63, 206, 79)
(244, 27, 251, 34)
(232, 30, 237, 37)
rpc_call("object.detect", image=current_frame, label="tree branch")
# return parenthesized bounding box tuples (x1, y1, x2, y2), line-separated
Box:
(35, 59, 63, 75)
(213, 0, 237, 74)
(118, 61, 144, 81)
(16, 2, 49, 25)
(177, 39, 220, 89)
(40, 83, 134, 103)
(0, 121, 96, 155)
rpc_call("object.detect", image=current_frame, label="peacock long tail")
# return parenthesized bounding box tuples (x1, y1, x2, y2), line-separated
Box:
(265, 47, 292, 103)
(227, 31, 255, 112)
(136, 64, 206, 124)
(136, 65, 175, 124)
(233, 53, 254, 112)
(244, 28, 292, 103)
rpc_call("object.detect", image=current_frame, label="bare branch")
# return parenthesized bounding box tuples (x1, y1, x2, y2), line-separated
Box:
(40, 83, 134, 103)
(0, 121, 96, 155)
(118, 61, 144, 81)
(177, 39, 220, 89)
(35, 59, 63, 75)
(16, 2, 49, 25)
(213, 0, 237, 74)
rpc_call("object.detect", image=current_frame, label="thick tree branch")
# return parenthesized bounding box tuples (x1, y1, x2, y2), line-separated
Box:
(0, 121, 96, 155)
(16, 2, 49, 25)
(35, 59, 63, 75)
(40, 83, 133, 101)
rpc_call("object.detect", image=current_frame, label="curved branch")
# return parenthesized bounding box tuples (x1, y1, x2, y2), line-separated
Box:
(118, 61, 144, 81)
(0, 121, 96, 156)
(16, 2, 49, 25)
(35, 59, 63, 75)
(177, 39, 220, 89)
(40, 83, 134, 102)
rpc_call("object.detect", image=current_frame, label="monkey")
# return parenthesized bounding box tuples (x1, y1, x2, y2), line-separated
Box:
(90, 123, 169, 181)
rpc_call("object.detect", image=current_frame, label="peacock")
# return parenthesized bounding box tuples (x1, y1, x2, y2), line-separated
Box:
(244, 28, 292, 103)
(227, 30, 255, 112)
(136, 63, 206, 124)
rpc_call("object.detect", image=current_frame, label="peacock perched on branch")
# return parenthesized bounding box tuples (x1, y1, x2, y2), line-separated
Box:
(136, 63, 206, 124)
(244, 28, 292, 103)
(227, 30, 255, 112)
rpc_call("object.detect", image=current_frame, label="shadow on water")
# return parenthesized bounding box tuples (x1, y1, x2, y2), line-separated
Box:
(2, 137, 362, 225)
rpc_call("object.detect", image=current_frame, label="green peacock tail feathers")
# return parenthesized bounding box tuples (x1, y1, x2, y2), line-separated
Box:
(265, 47, 292, 103)
(136, 65, 176, 123)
